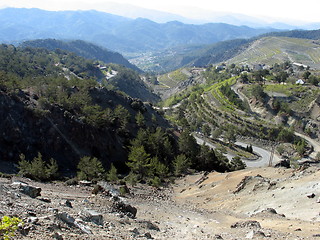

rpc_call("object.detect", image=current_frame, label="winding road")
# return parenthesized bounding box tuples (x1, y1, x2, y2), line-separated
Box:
(194, 135, 281, 168)
(294, 132, 320, 159)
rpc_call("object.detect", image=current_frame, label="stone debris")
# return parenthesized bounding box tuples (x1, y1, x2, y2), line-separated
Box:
(0, 165, 319, 240)
(97, 181, 120, 197)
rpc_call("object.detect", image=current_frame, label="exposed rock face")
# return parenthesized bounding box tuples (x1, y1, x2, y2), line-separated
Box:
(233, 175, 275, 194)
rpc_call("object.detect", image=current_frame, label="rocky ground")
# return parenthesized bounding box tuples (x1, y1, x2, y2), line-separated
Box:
(0, 164, 319, 240)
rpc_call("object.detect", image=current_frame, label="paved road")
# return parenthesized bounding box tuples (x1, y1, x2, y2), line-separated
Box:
(194, 135, 280, 168)
(235, 142, 280, 167)
(294, 132, 320, 159)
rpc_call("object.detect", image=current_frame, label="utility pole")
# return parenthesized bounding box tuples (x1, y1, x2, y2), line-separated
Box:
(269, 146, 275, 167)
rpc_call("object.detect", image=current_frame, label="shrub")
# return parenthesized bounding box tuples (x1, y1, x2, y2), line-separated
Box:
(106, 164, 119, 183)
(0, 216, 23, 240)
(77, 156, 105, 181)
(150, 176, 161, 188)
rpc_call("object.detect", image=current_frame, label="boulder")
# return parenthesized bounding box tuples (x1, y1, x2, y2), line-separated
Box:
(97, 181, 120, 197)
(112, 201, 137, 218)
(231, 220, 261, 229)
(57, 212, 92, 234)
(307, 193, 316, 198)
(274, 159, 290, 168)
(144, 232, 153, 239)
(12, 182, 41, 198)
(53, 232, 63, 240)
(138, 220, 160, 231)
(246, 230, 266, 239)
(80, 209, 104, 225)
(65, 200, 73, 208)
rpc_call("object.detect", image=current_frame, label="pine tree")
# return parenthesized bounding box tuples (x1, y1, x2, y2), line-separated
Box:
(127, 146, 150, 179)
(135, 111, 145, 127)
(173, 154, 190, 176)
(106, 163, 119, 182)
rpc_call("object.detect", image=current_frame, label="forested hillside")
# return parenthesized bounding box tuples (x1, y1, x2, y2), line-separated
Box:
(21, 39, 142, 73)
(0, 44, 241, 184)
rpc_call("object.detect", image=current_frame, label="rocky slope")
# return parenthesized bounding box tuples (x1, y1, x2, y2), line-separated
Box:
(1, 164, 319, 239)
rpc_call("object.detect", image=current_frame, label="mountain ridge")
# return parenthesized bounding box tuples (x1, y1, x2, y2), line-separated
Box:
(0, 7, 279, 53)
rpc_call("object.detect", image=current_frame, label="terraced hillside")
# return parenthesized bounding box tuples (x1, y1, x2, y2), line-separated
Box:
(154, 68, 206, 100)
(160, 63, 320, 164)
(227, 37, 320, 69)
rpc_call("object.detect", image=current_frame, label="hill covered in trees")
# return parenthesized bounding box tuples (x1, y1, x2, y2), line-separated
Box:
(21, 39, 142, 73)
(0, 44, 242, 184)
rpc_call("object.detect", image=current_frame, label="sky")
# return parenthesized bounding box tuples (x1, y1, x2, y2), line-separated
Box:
(1, 0, 320, 24)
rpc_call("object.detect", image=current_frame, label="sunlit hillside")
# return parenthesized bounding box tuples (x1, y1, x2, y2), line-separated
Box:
(227, 37, 320, 69)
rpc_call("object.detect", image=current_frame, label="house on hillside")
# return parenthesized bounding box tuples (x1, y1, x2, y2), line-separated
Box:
(296, 79, 305, 85)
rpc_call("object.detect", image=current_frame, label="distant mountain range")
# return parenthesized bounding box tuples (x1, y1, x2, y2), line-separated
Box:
(0, 8, 280, 54)
(96, 2, 320, 29)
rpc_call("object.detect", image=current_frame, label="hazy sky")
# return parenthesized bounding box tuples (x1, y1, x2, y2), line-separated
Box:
(1, 0, 320, 23)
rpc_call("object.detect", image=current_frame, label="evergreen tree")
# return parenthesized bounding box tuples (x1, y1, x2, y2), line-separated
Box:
(173, 154, 190, 176)
(178, 130, 200, 161)
(127, 146, 151, 179)
(135, 111, 145, 127)
(77, 156, 105, 181)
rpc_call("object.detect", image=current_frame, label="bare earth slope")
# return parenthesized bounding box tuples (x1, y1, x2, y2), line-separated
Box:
(0, 165, 319, 239)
